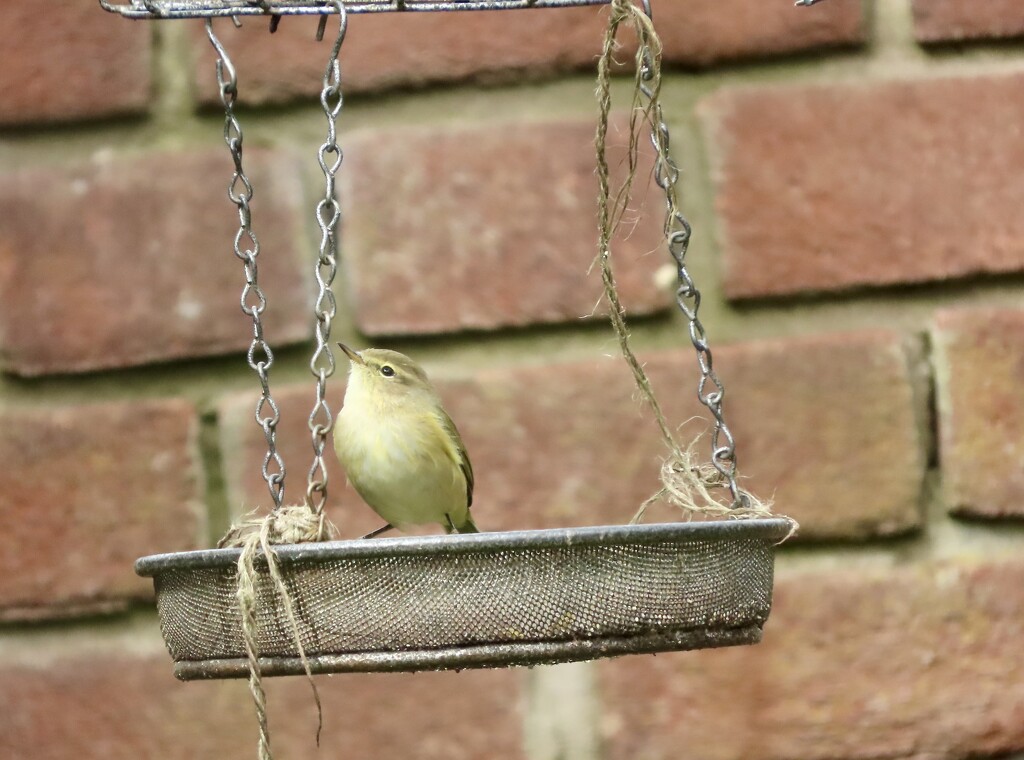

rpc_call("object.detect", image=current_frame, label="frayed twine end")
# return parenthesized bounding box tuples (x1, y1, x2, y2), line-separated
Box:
(222, 505, 337, 759)
(630, 440, 792, 531)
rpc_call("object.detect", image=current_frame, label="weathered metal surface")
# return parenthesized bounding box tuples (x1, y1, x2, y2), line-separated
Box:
(139, 519, 789, 678)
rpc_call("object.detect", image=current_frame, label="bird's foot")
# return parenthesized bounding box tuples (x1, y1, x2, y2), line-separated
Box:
(361, 523, 394, 539)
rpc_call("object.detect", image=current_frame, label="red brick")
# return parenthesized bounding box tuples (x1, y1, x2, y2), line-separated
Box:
(600, 559, 1024, 760)
(697, 330, 925, 538)
(932, 308, 1024, 519)
(190, 9, 606, 106)
(452, 329, 922, 538)
(659, 0, 864, 67)
(0, 399, 202, 621)
(0, 150, 312, 375)
(0, 650, 525, 760)
(701, 73, 1024, 299)
(913, 0, 1024, 43)
(0, 1, 151, 126)
(220, 329, 923, 540)
(341, 118, 669, 336)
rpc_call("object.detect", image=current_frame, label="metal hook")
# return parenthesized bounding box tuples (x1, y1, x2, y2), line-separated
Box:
(640, 0, 651, 21)
(205, 18, 238, 92)
(240, 0, 280, 29)
(322, 0, 348, 61)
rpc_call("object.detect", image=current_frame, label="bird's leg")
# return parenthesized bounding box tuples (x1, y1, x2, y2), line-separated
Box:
(361, 523, 394, 539)
(443, 514, 456, 534)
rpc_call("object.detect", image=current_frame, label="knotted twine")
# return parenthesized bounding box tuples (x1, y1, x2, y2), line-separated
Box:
(219, 505, 337, 760)
(594, 0, 784, 527)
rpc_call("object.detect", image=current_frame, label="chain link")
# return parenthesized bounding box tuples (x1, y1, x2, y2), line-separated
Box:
(207, 19, 286, 509)
(636, 15, 746, 508)
(304, 2, 347, 513)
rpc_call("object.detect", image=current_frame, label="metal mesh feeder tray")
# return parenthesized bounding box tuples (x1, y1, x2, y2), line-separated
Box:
(137, 518, 791, 680)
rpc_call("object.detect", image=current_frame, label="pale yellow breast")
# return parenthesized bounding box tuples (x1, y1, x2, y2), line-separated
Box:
(334, 398, 468, 529)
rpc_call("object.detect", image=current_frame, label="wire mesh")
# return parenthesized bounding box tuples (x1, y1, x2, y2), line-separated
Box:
(137, 519, 790, 679)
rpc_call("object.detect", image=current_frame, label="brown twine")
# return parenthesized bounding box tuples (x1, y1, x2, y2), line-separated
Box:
(219, 505, 337, 760)
(595, 0, 782, 527)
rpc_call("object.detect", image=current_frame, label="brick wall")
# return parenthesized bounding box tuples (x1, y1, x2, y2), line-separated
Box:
(2, 0, 1023, 758)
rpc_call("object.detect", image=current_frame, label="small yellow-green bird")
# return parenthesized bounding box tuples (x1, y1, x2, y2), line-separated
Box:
(334, 344, 479, 536)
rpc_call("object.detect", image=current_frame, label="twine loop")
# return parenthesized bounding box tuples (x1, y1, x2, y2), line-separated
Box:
(596, 0, 786, 528)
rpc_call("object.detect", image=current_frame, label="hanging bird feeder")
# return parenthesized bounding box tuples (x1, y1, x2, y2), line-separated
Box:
(101, 0, 796, 685)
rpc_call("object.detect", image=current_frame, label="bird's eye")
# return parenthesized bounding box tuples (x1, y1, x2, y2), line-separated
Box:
(380, 365, 395, 377)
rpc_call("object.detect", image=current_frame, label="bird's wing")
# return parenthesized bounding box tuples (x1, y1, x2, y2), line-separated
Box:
(439, 409, 474, 508)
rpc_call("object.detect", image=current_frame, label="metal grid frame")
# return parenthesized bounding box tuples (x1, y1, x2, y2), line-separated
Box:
(99, 0, 611, 18)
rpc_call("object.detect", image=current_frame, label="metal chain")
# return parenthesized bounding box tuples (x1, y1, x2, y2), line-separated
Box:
(636, 13, 747, 508)
(207, 19, 286, 510)
(304, 2, 347, 513)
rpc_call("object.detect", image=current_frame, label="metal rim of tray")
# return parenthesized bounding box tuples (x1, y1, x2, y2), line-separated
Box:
(139, 518, 791, 680)
(136, 518, 791, 574)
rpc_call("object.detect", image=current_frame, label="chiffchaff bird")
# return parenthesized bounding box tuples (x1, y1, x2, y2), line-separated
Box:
(334, 344, 479, 536)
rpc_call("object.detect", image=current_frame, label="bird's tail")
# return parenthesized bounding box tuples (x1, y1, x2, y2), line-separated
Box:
(454, 512, 480, 534)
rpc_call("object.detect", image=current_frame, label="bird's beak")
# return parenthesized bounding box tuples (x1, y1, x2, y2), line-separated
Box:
(337, 342, 365, 366)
